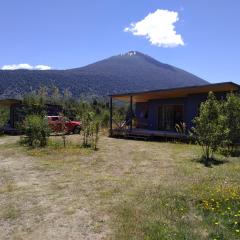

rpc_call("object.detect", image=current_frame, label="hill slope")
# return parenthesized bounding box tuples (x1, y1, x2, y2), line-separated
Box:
(0, 51, 209, 99)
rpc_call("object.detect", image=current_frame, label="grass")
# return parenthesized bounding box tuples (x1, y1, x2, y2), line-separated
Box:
(2, 204, 20, 220)
(197, 184, 240, 239)
(0, 134, 239, 239)
(113, 184, 240, 240)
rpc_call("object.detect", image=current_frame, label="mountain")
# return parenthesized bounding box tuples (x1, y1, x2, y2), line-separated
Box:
(0, 51, 209, 99)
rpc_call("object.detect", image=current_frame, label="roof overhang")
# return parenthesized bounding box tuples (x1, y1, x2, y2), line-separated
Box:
(109, 82, 239, 102)
(0, 99, 22, 107)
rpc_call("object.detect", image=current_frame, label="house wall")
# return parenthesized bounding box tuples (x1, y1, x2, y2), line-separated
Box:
(135, 91, 228, 131)
(147, 97, 186, 130)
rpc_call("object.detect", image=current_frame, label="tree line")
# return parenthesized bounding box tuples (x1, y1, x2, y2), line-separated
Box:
(16, 85, 125, 149)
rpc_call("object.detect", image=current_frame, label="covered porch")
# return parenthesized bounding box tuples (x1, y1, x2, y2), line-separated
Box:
(108, 82, 239, 140)
(108, 91, 187, 140)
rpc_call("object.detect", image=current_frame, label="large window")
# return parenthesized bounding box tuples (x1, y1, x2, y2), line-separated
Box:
(158, 105, 184, 131)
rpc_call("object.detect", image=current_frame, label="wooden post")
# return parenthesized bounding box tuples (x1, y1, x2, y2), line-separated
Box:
(130, 95, 133, 130)
(109, 97, 113, 135)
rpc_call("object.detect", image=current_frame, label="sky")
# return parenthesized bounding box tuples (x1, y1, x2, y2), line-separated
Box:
(0, 0, 240, 83)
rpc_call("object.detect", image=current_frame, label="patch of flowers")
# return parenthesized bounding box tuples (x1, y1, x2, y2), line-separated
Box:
(197, 184, 240, 239)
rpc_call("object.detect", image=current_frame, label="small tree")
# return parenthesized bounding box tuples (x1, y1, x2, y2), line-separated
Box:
(81, 111, 94, 147)
(191, 92, 228, 162)
(91, 120, 100, 150)
(23, 115, 50, 147)
(100, 110, 109, 129)
(58, 114, 69, 148)
(222, 93, 240, 153)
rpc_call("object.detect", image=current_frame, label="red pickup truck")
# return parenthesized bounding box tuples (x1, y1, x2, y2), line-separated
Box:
(47, 116, 81, 134)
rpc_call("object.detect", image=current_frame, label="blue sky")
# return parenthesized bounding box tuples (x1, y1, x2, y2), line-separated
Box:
(0, 0, 240, 83)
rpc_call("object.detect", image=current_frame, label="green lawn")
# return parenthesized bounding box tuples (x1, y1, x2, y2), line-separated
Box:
(0, 135, 239, 240)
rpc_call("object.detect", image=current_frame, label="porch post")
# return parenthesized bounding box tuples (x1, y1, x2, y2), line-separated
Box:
(109, 97, 113, 135)
(130, 95, 133, 130)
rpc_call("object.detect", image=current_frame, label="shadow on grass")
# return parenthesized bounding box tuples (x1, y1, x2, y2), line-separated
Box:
(192, 156, 228, 167)
(220, 148, 240, 157)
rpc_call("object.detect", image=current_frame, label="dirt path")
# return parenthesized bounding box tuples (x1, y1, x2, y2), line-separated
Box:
(0, 136, 19, 145)
(0, 135, 179, 240)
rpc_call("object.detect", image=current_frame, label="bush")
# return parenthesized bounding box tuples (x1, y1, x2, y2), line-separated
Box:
(0, 107, 9, 135)
(100, 110, 109, 128)
(191, 92, 228, 162)
(222, 93, 240, 154)
(22, 115, 50, 147)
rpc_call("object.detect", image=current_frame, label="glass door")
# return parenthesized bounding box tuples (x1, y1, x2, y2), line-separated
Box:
(158, 105, 183, 131)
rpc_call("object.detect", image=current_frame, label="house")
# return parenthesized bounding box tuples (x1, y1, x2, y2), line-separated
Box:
(109, 82, 240, 139)
(0, 99, 62, 134)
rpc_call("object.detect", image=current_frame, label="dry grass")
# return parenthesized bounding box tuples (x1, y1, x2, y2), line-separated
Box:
(0, 134, 239, 239)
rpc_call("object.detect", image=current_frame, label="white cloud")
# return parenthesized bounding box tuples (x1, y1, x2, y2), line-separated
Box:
(1, 64, 51, 70)
(124, 9, 184, 48)
(35, 65, 51, 70)
(2, 64, 33, 70)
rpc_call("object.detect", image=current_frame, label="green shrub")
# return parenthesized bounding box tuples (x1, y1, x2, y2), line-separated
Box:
(22, 115, 50, 147)
(222, 93, 240, 154)
(0, 107, 9, 135)
(100, 110, 109, 128)
(191, 92, 228, 162)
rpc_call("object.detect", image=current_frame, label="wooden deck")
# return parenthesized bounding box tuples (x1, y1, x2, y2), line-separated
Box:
(110, 128, 188, 141)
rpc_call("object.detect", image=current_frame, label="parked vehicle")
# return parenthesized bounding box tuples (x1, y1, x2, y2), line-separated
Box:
(47, 116, 81, 134)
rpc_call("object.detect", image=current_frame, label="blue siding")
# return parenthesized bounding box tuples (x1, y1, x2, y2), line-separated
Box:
(135, 91, 228, 131)
(185, 94, 208, 129)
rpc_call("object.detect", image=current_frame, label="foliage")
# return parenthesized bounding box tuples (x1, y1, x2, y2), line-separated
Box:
(222, 93, 240, 154)
(22, 115, 50, 147)
(57, 115, 69, 148)
(20, 86, 127, 150)
(0, 107, 9, 135)
(91, 120, 100, 150)
(22, 85, 125, 129)
(0, 107, 9, 126)
(23, 86, 48, 116)
(20, 86, 126, 151)
(175, 122, 187, 135)
(100, 110, 110, 128)
(191, 92, 228, 162)
(80, 110, 100, 149)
